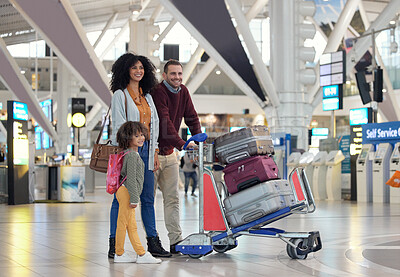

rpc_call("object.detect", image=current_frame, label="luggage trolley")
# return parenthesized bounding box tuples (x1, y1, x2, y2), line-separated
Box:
(176, 133, 322, 259)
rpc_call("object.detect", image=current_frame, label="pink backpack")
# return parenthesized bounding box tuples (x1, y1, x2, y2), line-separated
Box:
(106, 151, 131, 194)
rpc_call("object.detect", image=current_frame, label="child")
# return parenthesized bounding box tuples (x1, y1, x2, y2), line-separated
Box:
(114, 121, 162, 264)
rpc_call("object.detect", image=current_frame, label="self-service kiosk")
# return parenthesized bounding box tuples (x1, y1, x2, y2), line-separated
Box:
(299, 152, 314, 193)
(389, 142, 400, 203)
(273, 149, 284, 178)
(356, 144, 375, 202)
(325, 150, 345, 201)
(372, 143, 392, 203)
(312, 151, 328, 200)
(287, 152, 301, 178)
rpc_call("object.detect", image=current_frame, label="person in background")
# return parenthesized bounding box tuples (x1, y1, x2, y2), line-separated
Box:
(109, 53, 171, 259)
(151, 59, 202, 254)
(180, 152, 198, 197)
(113, 121, 161, 264)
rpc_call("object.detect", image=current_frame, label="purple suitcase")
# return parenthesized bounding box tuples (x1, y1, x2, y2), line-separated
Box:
(223, 155, 279, 194)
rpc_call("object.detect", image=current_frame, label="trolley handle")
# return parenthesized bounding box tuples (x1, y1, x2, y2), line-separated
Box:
(183, 133, 208, 150)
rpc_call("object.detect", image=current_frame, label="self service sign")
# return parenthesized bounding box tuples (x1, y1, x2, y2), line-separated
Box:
(362, 121, 400, 145)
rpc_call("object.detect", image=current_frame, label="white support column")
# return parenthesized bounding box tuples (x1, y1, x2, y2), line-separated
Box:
(226, 0, 280, 107)
(183, 46, 205, 84)
(94, 12, 118, 49)
(129, 20, 147, 54)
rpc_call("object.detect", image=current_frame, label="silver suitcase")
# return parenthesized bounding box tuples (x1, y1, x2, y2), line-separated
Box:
(223, 179, 296, 227)
(214, 125, 274, 164)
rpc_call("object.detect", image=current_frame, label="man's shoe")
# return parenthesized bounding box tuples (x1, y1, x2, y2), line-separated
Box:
(114, 252, 136, 263)
(170, 241, 182, 254)
(108, 237, 115, 258)
(136, 252, 162, 264)
(191, 193, 197, 197)
(147, 236, 172, 257)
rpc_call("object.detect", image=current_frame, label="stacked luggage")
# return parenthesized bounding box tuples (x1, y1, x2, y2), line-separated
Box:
(214, 126, 298, 227)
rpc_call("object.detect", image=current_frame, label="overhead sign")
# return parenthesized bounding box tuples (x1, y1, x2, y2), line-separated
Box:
(13, 102, 28, 121)
(320, 50, 346, 87)
(312, 128, 329, 136)
(349, 107, 372, 126)
(322, 84, 343, 111)
(362, 121, 400, 144)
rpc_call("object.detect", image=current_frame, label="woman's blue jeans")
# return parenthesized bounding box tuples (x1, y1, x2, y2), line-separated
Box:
(109, 141, 157, 238)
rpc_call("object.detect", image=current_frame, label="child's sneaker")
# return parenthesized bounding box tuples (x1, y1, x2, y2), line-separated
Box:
(114, 252, 137, 263)
(136, 252, 162, 264)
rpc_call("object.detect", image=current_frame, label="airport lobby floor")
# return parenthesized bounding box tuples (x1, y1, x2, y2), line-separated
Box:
(0, 188, 399, 277)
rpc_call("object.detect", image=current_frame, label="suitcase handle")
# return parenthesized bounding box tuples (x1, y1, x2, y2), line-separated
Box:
(237, 177, 260, 191)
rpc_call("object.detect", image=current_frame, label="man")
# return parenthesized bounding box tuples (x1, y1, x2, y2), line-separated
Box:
(151, 59, 201, 254)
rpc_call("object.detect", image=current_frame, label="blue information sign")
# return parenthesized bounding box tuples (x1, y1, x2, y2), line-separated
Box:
(13, 102, 28, 121)
(339, 135, 351, 174)
(350, 108, 372, 126)
(362, 121, 400, 145)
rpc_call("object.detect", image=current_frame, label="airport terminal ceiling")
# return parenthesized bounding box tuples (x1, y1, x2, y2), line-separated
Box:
(0, 0, 392, 46)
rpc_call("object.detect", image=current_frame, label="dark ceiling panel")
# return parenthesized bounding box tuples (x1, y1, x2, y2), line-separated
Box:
(170, 0, 266, 101)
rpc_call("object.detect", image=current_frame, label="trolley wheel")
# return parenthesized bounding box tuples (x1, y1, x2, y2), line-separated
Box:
(213, 243, 237, 253)
(188, 254, 203, 259)
(286, 238, 308, 260)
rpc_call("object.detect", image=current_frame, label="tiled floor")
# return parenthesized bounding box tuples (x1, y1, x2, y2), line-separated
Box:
(0, 187, 399, 277)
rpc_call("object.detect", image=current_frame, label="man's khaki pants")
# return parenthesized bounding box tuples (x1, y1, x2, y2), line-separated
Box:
(154, 152, 183, 245)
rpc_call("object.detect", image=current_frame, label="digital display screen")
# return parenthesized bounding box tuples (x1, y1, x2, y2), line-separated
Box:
(331, 51, 343, 63)
(35, 127, 42, 150)
(320, 53, 331, 65)
(392, 146, 400, 159)
(359, 148, 369, 160)
(13, 102, 28, 121)
(331, 73, 344, 85)
(312, 128, 329, 136)
(323, 85, 339, 98)
(322, 97, 339, 111)
(320, 75, 331, 87)
(349, 108, 370, 126)
(320, 64, 331, 76)
(331, 62, 343, 74)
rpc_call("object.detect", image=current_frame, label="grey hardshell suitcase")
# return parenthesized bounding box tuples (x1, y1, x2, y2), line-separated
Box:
(214, 125, 274, 164)
(223, 179, 296, 227)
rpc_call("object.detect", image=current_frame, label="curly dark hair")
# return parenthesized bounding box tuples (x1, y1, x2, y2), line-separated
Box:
(110, 53, 158, 95)
(116, 121, 148, 150)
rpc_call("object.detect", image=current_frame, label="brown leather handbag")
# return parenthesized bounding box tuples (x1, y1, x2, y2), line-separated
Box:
(89, 93, 127, 173)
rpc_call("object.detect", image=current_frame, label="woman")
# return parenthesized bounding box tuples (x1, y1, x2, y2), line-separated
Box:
(108, 53, 171, 258)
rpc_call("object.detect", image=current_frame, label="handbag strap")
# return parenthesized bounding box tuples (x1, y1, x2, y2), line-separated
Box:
(96, 91, 128, 144)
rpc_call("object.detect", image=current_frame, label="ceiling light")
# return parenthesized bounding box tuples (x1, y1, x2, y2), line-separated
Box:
(129, 3, 142, 15)
(215, 70, 221, 75)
